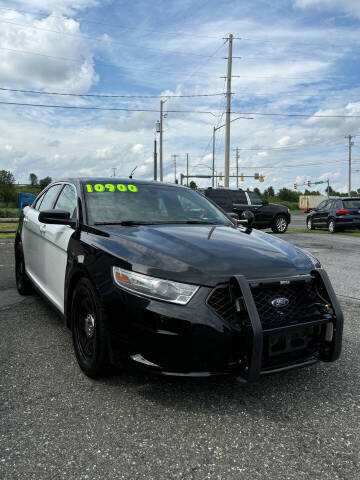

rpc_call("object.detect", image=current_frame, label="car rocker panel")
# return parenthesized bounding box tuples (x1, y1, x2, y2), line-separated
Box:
(15, 178, 343, 381)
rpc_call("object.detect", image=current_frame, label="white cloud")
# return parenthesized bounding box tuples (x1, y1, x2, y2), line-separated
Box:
(95, 146, 114, 159)
(293, 0, 360, 17)
(319, 171, 340, 180)
(0, 11, 97, 91)
(131, 144, 144, 153)
(276, 136, 291, 147)
(3, 1, 100, 15)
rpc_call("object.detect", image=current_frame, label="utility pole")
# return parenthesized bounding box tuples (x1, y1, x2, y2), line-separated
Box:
(224, 33, 233, 188)
(212, 126, 215, 188)
(235, 147, 239, 188)
(153, 137, 157, 181)
(159, 100, 164, 181)
(111, 167, 116, 177)
(345, 135, 355, 195)
(186, 153, 189, 187)
(172, 154, 179, 183)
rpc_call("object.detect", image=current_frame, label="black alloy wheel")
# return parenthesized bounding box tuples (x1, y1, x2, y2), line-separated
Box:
(271, 214, 288, 234)
(71, 278, 110, 378)
(15, 243, 33, 295)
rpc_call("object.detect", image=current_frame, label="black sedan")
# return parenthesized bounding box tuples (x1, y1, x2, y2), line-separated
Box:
(306, 197, 360, 233)
(15, 178, 343, 382)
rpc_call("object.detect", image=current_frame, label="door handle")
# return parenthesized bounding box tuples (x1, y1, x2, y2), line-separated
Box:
(40, 225, 47, 234)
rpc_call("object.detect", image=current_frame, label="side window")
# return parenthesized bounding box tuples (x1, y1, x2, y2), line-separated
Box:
(33, 193, 46, 211)
(54, 184, 77, 218)
(38, 184, 63, 212)
(317, 200, 327, 210)
(231, 190, 247, 204)
(247, 191, 263, 205)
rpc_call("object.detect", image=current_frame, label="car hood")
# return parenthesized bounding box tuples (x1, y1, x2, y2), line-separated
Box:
(89, 224, 314, 287)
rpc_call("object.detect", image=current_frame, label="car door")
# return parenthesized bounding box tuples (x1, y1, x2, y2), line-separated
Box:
(41, 183, 78, 312)
(230, 190, 249, 217)
(244, 191, 265, 226)
(22, 184, 63, 287)
(317, 200, 332, 227)
(311, 200, 329, 226)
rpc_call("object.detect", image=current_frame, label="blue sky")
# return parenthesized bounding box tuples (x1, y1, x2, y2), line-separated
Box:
(0, 0, 360, 193)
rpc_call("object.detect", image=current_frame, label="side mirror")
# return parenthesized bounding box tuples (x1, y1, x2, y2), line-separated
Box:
(38, 209, 76, 227)
(239, 210, 255, 226)
(261, 199, 269, 206)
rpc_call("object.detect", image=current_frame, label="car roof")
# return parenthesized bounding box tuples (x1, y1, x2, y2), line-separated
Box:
(204, 187, 245, 192)
(331, 197, 360, 200)
(53, 177, 188, 188)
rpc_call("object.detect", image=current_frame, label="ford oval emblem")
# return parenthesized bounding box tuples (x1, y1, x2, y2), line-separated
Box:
(271, 297, 289, 308)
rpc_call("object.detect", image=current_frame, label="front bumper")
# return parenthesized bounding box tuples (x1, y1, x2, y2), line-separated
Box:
(103, 269, 343, 382)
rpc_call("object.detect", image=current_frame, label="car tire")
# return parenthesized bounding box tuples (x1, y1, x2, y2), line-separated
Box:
(328, 218, 337, 233)
(307, 218, 315, 230)
(271, 214, 288, 234)
(15, 243, 33, 295)
(71, 277, 111, 378)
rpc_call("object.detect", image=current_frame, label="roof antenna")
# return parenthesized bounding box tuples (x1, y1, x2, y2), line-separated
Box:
(129, 166, 137, 179)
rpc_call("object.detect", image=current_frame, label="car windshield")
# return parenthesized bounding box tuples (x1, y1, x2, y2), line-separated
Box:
(343, 199, 360, 208)
(84, 182, 233, 226)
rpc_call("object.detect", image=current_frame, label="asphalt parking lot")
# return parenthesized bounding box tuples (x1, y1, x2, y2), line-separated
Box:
(0, 233, 359, 480)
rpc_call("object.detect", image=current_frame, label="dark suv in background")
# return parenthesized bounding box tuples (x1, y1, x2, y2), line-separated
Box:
(306, 197, 360, 233)
(202, 188, 291, 233)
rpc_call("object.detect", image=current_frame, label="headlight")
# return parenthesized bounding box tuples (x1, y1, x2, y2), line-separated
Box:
(306, 252, 321, 268)
(112, 267, 199, 305)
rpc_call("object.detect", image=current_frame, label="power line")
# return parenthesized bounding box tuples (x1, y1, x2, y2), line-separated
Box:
(0, 18, 224, 58)
(232, 111, 360, 118)
(0, 46, 352, 84)
(0, 46, 225, 82)
(234, 139, 344, 151)
(0, 7, 220, 39)
(0, 87, 226, 99)
(0, 100, 221, 115)
(2, 100, 360, 120)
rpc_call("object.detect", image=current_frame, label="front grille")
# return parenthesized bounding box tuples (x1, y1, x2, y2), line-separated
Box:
(207, 286, 235, 325)
(251, 281, 321, 328)
(207, 279, 328, 330)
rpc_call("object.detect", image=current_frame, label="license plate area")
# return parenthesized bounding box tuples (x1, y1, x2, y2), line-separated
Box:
(267, 325, 321, 357)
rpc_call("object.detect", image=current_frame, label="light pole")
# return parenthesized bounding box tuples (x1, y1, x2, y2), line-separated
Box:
(196, 164, 218, 187)
(159, 98, 169, 182)
(212, 116, 253, 189)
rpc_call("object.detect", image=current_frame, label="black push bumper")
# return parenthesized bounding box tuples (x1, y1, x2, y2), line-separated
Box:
(230, 268, 343, 382)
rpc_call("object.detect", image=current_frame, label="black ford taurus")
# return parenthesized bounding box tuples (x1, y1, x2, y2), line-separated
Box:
(15, 178, 343, 381)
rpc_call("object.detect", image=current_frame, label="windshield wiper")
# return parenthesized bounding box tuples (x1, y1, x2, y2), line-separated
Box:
(94, 221, 160, 226)
(94, 220, 226, 226)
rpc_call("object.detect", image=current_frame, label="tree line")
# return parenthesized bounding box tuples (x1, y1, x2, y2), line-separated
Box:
(0, 170, 52, 204)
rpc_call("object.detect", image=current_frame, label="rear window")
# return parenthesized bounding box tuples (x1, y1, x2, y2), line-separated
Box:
(230, 190, 247, 204)
(342, 199, 360, 208)
(204, 190, 233, 210)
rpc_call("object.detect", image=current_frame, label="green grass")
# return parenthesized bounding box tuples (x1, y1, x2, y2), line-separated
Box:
(0, 233, 15, 239)
(0, 207, 19, 218)
(288, 227, 360, 237)
(268, 197, 300, 212)
(0, 222, 17, 239)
